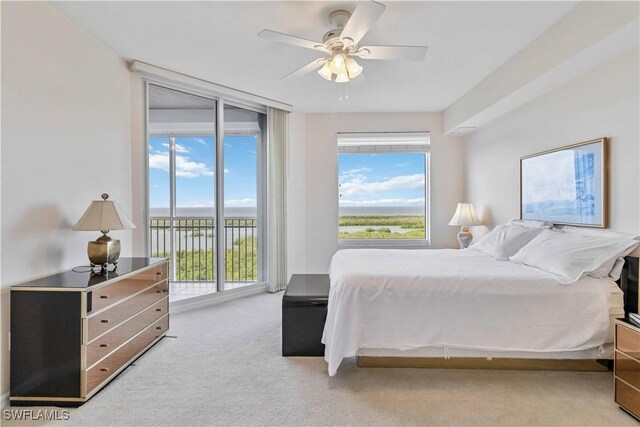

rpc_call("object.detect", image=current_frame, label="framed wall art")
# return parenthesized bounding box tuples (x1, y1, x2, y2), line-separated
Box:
(520, 138, 607, 227)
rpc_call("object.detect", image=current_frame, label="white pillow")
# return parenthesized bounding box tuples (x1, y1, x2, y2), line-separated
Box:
(557, 226, 639, 279)
(471, 224, 546, 260)
(609, 257, 627, 281)
(509, 229, 639, 284)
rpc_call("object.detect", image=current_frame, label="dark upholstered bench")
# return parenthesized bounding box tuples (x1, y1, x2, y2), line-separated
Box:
(282, 274, 330, 356)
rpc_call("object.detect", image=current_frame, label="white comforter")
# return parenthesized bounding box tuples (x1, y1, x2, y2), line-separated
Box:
(322, 248, 612, 376)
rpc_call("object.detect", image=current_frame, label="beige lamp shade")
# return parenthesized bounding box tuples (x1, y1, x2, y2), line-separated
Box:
(72, 194, 136, 232)
(448, 203, 482, 227)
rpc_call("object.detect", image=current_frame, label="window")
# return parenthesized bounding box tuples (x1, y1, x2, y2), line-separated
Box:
(338, 132, 430, 246)
(147, 84, 267, 300)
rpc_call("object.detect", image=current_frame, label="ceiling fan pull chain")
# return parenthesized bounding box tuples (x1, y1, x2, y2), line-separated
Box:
(345, 82, 350, 102)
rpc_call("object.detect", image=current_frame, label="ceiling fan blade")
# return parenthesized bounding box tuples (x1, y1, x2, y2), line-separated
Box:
(355, 45, 429, 61)
(340, 1, 386, 47)
(259, 29, 328, 53)
(279, 59, 326, 81)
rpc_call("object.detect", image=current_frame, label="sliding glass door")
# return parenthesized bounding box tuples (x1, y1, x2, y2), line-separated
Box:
(223, 104, 266, 290)
(147, 84, 266, 301)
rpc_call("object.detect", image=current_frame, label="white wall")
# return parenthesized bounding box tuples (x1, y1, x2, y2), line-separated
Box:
(466, 49, 640, 237)
(287, 112, 466, 274)
(1, 2, 132, 398)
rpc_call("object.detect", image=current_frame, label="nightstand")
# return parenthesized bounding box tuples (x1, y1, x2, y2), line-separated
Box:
(614, 318, 640, 420)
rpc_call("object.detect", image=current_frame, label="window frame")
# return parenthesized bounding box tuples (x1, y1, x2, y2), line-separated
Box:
(336, 132, 431, 249)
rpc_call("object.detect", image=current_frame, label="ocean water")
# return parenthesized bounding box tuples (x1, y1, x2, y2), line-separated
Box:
(150, 206, 424, 218)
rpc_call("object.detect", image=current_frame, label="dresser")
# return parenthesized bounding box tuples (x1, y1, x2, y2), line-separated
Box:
(10, 258, 169, 406)
(614, 318, 640, 420)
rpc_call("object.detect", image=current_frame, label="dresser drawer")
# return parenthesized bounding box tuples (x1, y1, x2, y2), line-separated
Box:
(616, 323, 640, 360)
(616, 350, 640, 390)
(615, 378, 640, 419)
(87, 314, 168, 395)
(88, 272, 165, 314)
(134, 262, 169, 283)
(86, 298, 168, 368)
(87, 280, 168, 341)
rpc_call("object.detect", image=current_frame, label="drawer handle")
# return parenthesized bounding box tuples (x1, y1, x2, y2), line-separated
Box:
(101, 319, 109, 324)
(156, 272, 163, 276)
(155, 308, 162, 312)
(100, 295, 108, 299)
(100, 367, 109, 372)
(156, 326, 162, 330)
(99, 344, 108, 348)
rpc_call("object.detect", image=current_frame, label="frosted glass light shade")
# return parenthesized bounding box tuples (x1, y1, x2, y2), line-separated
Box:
(330, 53, 346, 74)
(345, 58, 363, 79)
(448, 203, 482, 226)
(335, 72, 350, 83)
(73, 197, 136, 231)
(318, 62, 332, 80)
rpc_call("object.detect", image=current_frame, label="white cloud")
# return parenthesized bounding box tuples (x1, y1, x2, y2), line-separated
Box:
(149, 152, 170, 172)
(339, 168, 371, 183)
(181, 201, 215, 208)
(193, 138, 207, 145)
(225, 198, 257, 207)
(340, 198, 425, 206)
(162, 142, 189, 153)
(340, 174, 425, 197)
(341, 167, 371, 176)
(224, 168, 230, 174)
(149, 151, 214, 178)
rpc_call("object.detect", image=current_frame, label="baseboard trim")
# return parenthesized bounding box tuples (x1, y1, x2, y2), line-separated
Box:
(169, 283, 267, 314)
(1, 391, 9, 408)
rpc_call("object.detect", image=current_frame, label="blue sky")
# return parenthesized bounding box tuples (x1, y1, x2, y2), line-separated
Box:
(339, 153, 426, 207)
(149, 139, 426, 211)
(149, 135, 257, 210)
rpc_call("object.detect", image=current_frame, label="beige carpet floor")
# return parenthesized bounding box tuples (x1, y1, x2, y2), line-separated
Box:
(5, 292, 640, 426)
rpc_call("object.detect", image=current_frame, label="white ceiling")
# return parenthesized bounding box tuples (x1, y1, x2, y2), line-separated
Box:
(52, 1, 576, 113)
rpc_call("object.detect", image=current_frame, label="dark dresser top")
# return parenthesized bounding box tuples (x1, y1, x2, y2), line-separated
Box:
(11, 258, 167, 290)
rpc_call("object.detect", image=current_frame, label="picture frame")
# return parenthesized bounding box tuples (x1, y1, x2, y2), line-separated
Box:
(520, 138, 608, 228)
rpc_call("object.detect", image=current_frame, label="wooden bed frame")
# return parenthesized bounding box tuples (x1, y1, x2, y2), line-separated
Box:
(357, 247, 640, 372)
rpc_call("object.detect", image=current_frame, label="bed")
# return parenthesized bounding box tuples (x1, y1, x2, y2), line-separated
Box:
(322, 247, 631, 376)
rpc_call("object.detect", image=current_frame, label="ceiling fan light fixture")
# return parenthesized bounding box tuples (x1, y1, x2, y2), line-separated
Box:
(345, 57, 363, 79)
(318, 62, 333, 80)
(329, 53, 346, 74)
(335, 71, 350, 83)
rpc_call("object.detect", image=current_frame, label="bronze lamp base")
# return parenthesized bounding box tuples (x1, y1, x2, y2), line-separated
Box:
(88, 233, 121, 272)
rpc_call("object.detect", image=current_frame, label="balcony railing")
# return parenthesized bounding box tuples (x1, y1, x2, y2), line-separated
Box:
(149, 217, 258, 283)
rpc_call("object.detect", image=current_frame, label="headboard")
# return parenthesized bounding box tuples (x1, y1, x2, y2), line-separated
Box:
(618, 246, 639, 316)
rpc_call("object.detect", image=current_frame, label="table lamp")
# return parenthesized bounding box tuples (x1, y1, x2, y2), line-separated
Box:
(72, 193, 136, 272)
(448, 202, 482, 248)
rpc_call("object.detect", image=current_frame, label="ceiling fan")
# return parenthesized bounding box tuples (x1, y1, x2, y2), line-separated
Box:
(258, 1, 429, 83)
